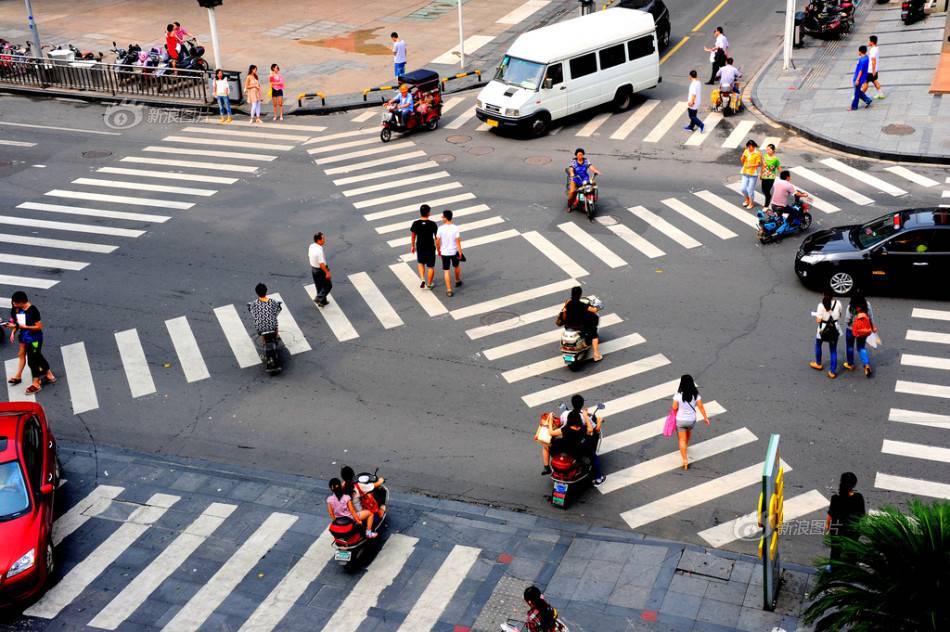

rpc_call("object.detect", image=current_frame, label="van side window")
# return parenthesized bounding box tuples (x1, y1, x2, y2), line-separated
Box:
(627, 35, 656, 60)
(599, 44, 626, 70)
(545, 63, 563, 86)
(569, 52, 597, 79)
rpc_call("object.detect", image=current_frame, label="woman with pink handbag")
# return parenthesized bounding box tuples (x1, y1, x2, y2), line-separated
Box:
(670, 375, 711, 470)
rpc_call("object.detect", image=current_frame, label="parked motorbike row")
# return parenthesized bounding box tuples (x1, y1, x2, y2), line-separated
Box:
(800, 0, 857, 39)
(111, 38, 207, 74)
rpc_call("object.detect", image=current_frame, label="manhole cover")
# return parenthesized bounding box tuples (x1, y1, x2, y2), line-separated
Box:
(525, 156, 552, 166)
(468, 146, 493, 156)
(882, 123, 914, 136)
(480, 310, 520, 326)
(82, 150, 112, 159)
(446, 134, 471, 145)
(431, 153, 456, 163)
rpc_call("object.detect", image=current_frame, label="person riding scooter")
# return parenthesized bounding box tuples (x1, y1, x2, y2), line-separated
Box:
(547, 395, 605, 486)
(558, 286, 602, 362)
(716, 57, 742, 94)
(247, 282, 281, 339)
(386, 83, 414, 129)
(769, 170, 807, 220)
(566, 148, 600, 212)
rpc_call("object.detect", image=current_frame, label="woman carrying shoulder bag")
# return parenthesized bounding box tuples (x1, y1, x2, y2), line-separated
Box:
(811, 291, 843, 379)
(844, 289, 878, 378)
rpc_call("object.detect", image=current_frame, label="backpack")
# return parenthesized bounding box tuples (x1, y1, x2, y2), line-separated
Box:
(852, 310, 873, 337)
(819, 301, 839, 343)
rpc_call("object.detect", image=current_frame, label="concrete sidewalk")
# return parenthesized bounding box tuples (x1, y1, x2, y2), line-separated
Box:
(753, 0, 950, 163)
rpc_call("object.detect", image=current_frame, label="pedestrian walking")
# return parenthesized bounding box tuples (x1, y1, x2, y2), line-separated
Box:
(3, 291, 55, 395)
(703, 26, 729, 85)
(672, 375, 711, 470)
(308, 232, 332, 306)
(435, 209, 463, 297)
(824, 472, 865, 563)
(867, 35, 885, 99)
(850, 45, 873, 111)
(811, 291, 843, 379)
(683, 70, 705, 132)
(410, 204, 438, 289)
(5, 301, 27, 387)
(843, 289, 878, 378)
(761, 143, 780, 207)
(245, 65, 263, 124)
(213, 69, 232, 123)
(739, 140, 761, 209)
(391, 32, 407, 80)
(269, 64, 285, 121)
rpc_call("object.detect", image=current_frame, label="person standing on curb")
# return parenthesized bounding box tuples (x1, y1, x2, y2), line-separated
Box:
(867, 35, 885, 99)
(308, 233, 332, 307)
(683, 70, 705, 133)
(164, 24, 178, 70)
(671, 375, 711, 470)
(269, 64, 285, 121)
(703, 26, 729, 85)
(824, 472, 865, 564)
(213, 69, 232, 123)
(4, 291, 55, 395)
(850, 45, 873, 111)
(410, 204, 438, 289)
(739, 140, 761, 209)
(245, 65, 263, 124)
(843, 289, 877, 378)
(760, 143, 780, 208)
(435, 210, 463, 297)
(811, 291, 843, 379)
(392, 32, 407, 81)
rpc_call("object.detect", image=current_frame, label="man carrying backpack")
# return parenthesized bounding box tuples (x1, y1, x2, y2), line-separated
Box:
(844, 290, 878, 378)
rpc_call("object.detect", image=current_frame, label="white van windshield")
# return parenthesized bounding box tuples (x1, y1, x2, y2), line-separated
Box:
(494, 56, 545, 90)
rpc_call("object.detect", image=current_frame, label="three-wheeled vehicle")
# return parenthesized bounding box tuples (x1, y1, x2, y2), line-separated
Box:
(381, 68, 443, 142)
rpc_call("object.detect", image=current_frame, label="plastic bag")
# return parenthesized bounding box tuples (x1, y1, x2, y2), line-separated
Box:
(663, 408, 677, 438)
(866, 332, 881, 349)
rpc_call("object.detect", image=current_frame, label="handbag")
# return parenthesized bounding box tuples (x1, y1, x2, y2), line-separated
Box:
(535, 413, 553, 445)
(663, 408, 677, 438)
(555, 310, 565, 327)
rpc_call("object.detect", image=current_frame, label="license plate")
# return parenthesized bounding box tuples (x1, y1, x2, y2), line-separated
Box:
(334, 550, 352, 562)
(563, 355, 574, 362)
(552, 495, 565, 506)
(486, 119, 499, 127)
(554, 482, 568, 493)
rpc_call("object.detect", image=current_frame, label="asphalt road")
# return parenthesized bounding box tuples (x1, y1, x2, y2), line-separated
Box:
(1, 0, 948, 570)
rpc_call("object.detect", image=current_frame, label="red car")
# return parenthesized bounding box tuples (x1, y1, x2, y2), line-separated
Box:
(0, 402, 59, 610)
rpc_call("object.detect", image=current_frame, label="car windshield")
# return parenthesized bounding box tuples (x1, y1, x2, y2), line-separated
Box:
(494, 56, 545, 90)
(853, 213, 903, 249)
(0, 460, 30, 521)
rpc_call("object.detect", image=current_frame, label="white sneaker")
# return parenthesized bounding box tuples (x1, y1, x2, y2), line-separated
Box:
(874, 94, 885, 100)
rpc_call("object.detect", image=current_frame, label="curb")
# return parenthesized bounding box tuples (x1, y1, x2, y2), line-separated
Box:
(290, 79, 486, 116)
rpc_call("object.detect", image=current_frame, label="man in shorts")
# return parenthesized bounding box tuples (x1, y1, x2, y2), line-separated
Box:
(435, 209, 463, 297)
(867, 35, 884, 99)
(410, 204, 438, 289)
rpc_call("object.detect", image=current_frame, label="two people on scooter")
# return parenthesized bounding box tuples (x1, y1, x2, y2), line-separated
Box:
(247, 283, 281, 337)
(542, 394, 605, 486)
(559, 286, 602, 362)
(567, 148, 601, 211)
(327, 469, 383, 539)
(341, 465, 386, 522)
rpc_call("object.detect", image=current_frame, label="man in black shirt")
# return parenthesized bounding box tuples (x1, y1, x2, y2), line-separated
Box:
(410, 204, 438, 289)
(4, 291, 55, 395)
(560, 286, 602, 361)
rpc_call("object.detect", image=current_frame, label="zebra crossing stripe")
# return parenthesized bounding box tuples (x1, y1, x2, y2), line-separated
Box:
(376, 204, 491, 234)
(25, 494, 180, 619)
(599, 401, 726, 455)
(61, 342, 99, 414)
(325, 150, 428, 175)
(0, 214, 144, 238)
(333, 161, 440, 186)
(522, 231, 588, 278)
(0, 139, 36, 147)
(643, 101, 686, 143)
(912, 307, 950, 321)
(820, 158, 906, 196)
(389, 263, 449, 317)
(888, 407, 950, 430)
(269, 293, 312, 354)
(874, 472, 950, 500)
(124, 156, 260, 172)
(522, 353, 670, 408)
(321, 534, 418, 632)
(180, 126, 310, 142)
(684, 113, 722, 146)
(599, 428, 758, 494)
(44, 189, 194, 210)
(115, 329, 157, 397)
(761, 136, 782, 150)
(349, 272, 404, 329)
(0, 233, 117, 254)
(620, 460, 793, 530)
(364, 193, 476, 222)
(214, 305, 261, 368)
(446, 107, 478, 130)
(351, 110, 378, 123)
(87, 503, 237, 631)
(304, 285, 359, 341)
(601, 378, 680, 419)
(440, 95, 465, 114)
(165, 316, 211, 383)
(901, 353, 950, 371)
(628, 206, 702, 249)
(698, 490, 828, 547)
(314, 141, 415, 166)
(557, 222, 627, 268)
(502, 332, 645, 383)
(721, 120, 755, 149)
(344, 171, 451, 197)
(5, 358, 34, 402)
(788, 166, 873, 206)
(238, 530, 335, 632)
(465, 302, 563, 340)
(18, 201, 170, 223)
(196, 118, 325, 132)
(883, 439, 950, 464)
(97, 167, 238, 185)
(0, 273, 59, 289)
(692, 190, 759, 229)
(353, 182, 463, 209)
(397, 545, 481, 632)
(307, 137, 379, 155)
(164, 135, 293, 151)
(302, 128, 379, 146)
(72, 177, 216, 197)
(610, 99, 660, 140)
(483, 314, 623, 361)
(143, 146, 277, 161)
(52, 485, 124, 547)
(661, 198, 737, 239)
(160, 512, 298, 632)
(906, 329, 950, 345)
(398, 229, 520, 262)
(576, 112, 612, 138)
(596, 216, 665, 258)
(884, 166, 938, 188)
(452, 278, 576, 321)
(388, 216, 505, 247)
(895, 379, 950, 399)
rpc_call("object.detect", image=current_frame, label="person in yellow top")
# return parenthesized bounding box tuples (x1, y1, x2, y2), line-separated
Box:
(739, 139, 762, 209)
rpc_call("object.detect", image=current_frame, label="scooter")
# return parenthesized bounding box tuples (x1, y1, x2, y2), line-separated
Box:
(111, 41, 141, 66)
(901, 0, 926, 25)
(176, 37, 209, 71)
(67, 44, 103, 62)
(559, 295, 603, 369)
(756, 194, 813, 244)
(565, 171, 598, 221)
(549, 403, 604, 508)
(801, 2, 849, 38)
(257, 331, 283, 375)
(329, 470, 389, 567)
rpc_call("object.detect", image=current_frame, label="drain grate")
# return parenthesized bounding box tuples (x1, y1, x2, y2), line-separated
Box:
(468, 146, 493, 156)
(431, 153, 456, 163)
(82, 150, 112, 159)
(446, 134, 471, 145)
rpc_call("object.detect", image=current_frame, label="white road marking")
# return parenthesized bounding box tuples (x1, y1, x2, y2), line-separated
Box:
(692, 190, 759, 229)
(143, 145, 277, 161)
(0, 214, 144, 238)
(628, 205, 702, 248)
(557, 222, 627, 268)
(332, 161, 440, 186)
(314, 141, 415, 165)
(179, 126, 309, 142)
(307, 137, 378, 155)
(351, 110, 377, 123)
(432, 35, 494, 64)
(452, 278, 577, 321)
(165, 316, 211, 382)
(71, 177, 216, 197)
(483, 313, 623, 361)
(376, 203, 491, 234)
(788, 166, 873, 206)
(874, 472, 950, 500)
(884, 166, 938, 188)
(620, 460, 792, 530)
(721, 120, 755, 149)
(521, 230, 588, 278)
(761, 136, 782, 150)
(0, 253, 87, 270)
(389, 216, 504, 247)
(52, 485, 124, 547)
(163, 135, 293, 151)
(521, 352, 669, 407)
(599, 428, 758, 494)
(475, 123, 491, 132)
(497, 0, 550, 24)
(661, 198, 737, 239)
(397, 545, 481, 632)
(502, 332, 645, 383)
(302, 128, 379, 146)
(465, 303, 563, 340)
(445, 107, 478, 130)
(912, 307, 950, 321)
(0, 139, 36, 147)
(596, 216, 665, 258)
(353, 182, 463, 209)
(882, 439, 950, 464)
(389, 262, 448, 317)
(343, 171, 450, 197)
(906, 329, 950, 345)
(398, 228, 519, 262)
(0, 121, 119, 135)
(97, 167, 238, 185)
(643, 101, 686, 143)
(114, 329, 156, 398)
(324, 150, 428, 175)
(322, 534, 418, 632)
(600, 401, 725, 454)
(364, 193, 476, 222)
(901, 353, 950, 371)
(601, 378, 680, 419)
(888, 407, 950, 430)
(821, 157, 907, 196)
(253, 121, 326, 132)
(0, 274, 57, 289)
(304, 285, 359, 341)
(698, 490, 828, 547)
(61, 342, 99, 414)
(123, 156, 260, 172)
(575, 112, 612, 138)
(214, 304, 261, 368)
(44, 189, 193, 210)
(88, 503, 237, 631)
(349, 272, 404, 329)
(0, 232, 117, 253)
(684, 112, 722, 146)
(5, 357, 34, 403)
(609, 99, 660, 140)
(160, 512, 298, 632)
(25, 494, 179, 619)
(268, 293, 312, 354)
(440, 95, 465, 114)
(895, 380, 950, 399)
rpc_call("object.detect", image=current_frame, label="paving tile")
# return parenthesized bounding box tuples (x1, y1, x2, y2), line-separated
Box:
(736, 605, 785, 631)
(668, 573, 713, 598)
(659, 591, 702, 620)
(619, 561, 662, 588)
(606, 583, 651, 609)
(696, 598, 741, 627)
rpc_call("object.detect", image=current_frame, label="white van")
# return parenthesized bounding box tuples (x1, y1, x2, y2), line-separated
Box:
(475, 8, 660, 136)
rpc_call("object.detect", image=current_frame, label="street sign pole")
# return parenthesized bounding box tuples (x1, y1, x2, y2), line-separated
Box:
(207, 7, 222, 70)
(783, 0, 796, 70)
(457, 0, 465, 68)
(23, 0, 42, 59)
(758, 434, 785, 611)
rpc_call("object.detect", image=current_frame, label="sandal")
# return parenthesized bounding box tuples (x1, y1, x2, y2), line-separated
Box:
(7, 377, 21, 385)
(42, 376, 56, 385)
(25, 384, 41, 394)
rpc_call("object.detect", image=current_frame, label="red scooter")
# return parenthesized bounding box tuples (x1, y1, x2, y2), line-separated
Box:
(329, 470, 389, 568)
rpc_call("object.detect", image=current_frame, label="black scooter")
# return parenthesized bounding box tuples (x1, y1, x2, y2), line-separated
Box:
(901, 0, 926, 25)
(258, 331, 283, 375)
(801, 2, 849, 39)
(176, 38, 208, 71)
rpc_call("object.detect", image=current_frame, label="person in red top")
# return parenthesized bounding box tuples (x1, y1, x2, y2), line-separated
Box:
(524, 586, 559, 632)
(165, 24, 178, 69)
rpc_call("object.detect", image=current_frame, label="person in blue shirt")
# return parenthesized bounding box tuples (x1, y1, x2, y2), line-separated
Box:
(850, 45, 873, 111)
(567, 148, 601, 211)
(388, 84, 414, 128)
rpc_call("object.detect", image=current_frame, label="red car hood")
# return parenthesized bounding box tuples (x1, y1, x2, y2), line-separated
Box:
(0, 511, 40, 575)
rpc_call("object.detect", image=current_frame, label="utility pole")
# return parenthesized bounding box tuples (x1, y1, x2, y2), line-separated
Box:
(197, 0, 224, 70)
(783, 0, 795, 70)
(457, 0, 465, 68)
(23, 0, 42, 58)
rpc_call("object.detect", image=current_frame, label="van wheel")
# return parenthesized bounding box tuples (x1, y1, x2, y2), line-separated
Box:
(612, 88, 633, 112)
(660, 27, 671, 50)
(529, 114, 549, 137)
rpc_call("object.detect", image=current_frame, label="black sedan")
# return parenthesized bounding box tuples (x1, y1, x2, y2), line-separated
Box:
(795, 208, 950, 295)
(617, 0, 672, 49)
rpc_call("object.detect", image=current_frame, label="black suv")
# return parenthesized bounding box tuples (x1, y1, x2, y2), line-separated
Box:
(617, 0, 672, 49)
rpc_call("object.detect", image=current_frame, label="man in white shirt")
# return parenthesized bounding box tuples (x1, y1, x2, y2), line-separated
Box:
(716, 58, 742, 92)
(435, 209, 463, 297)
(308, 232, 332, 306)
(684, 70, 705, 132)
(704, 26, 729, 84)
(867, 35, 884, 99)
(391, 32, 407, 81)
